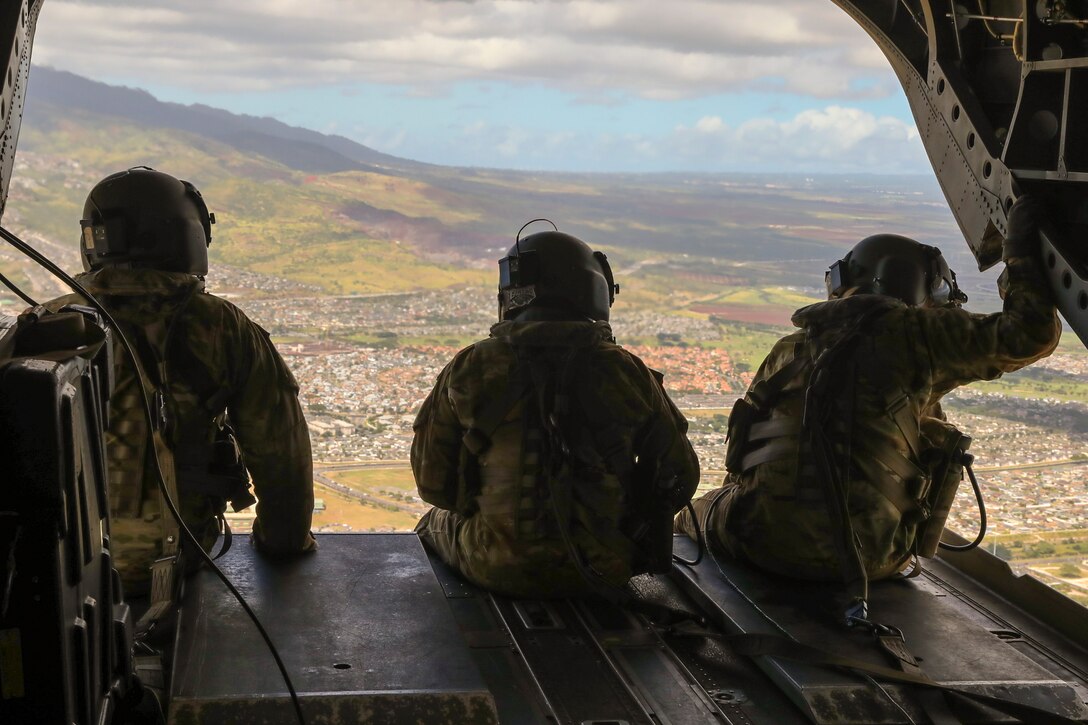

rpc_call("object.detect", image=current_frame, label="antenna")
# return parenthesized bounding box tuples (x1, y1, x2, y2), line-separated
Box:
(515, 218, 558, 253)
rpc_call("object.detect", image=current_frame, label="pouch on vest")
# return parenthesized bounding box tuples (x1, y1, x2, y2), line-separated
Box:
(455, 441, 482, 517)
(725, 350, 808, 476)
(725, 397, 757, 474)
(207, 422, 256, 512)
(628, 468, 678, 575)
(915, 429, 971, 558)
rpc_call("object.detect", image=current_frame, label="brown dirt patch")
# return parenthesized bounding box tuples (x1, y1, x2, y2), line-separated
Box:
(690, 304, 793, 326)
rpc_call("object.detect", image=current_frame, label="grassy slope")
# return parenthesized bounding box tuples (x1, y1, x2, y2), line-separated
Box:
(8, 109, 489, 296)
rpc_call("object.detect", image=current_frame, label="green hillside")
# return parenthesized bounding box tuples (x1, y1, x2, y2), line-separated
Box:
(7, 110, 491, 296)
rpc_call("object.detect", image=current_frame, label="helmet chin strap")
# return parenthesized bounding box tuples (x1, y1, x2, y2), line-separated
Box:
(832, 286, 863, 300)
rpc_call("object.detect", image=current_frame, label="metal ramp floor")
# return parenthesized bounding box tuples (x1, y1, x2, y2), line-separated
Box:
(167, 533, 1088, 724)
(669, 536, 1088, 724)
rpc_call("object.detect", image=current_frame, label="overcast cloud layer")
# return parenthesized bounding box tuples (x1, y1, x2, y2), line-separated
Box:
(30, 0, 929, 172)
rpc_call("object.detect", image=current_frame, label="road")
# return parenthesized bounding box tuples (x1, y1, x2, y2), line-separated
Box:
(313, 460, 417, 512)
(975, 458, 1088, 473)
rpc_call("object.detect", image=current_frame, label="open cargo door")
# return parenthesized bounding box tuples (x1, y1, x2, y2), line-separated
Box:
(832, 0, 1088, 344)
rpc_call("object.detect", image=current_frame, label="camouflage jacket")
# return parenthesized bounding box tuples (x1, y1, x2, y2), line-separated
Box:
(717, 256, 1061, 580)
(47, 268, 316, 594)
(412, 320, 700, 597)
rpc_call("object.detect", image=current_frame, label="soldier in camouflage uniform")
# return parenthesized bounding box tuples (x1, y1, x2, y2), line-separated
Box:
(413, 225, 699, 598)
(46, 167, 316, 598)
(676, 196, 1060, 586)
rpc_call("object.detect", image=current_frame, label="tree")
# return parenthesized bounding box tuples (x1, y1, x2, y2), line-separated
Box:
(1027, 542, 1056, 558)
(1058, 562, 1082, 578)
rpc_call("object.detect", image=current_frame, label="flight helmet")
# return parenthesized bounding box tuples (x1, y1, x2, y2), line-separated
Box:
(825, 233, 967, 307)
(497, 220, 619, 322)
(80, 166, 215, 275)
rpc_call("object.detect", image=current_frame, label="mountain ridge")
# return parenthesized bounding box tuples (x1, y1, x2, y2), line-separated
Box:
(25, 66, 431, 175)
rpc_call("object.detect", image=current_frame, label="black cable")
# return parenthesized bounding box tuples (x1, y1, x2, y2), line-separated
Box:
(0, 225, 307, 725)
(939, 461, 987, 552)
(0, 268, 37, 307)
(699, 487, 795, 640)
(672, 500, 704, 566)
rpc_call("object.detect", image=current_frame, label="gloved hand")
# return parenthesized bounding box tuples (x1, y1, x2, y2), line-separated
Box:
(1003, 195, 1042, 260)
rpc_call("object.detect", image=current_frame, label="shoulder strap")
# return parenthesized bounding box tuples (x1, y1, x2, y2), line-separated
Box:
(803, 304, 905, 620)
(524, 344, 633, 601)
(123, 337, 182, 634)
(126, 286, 199, 635)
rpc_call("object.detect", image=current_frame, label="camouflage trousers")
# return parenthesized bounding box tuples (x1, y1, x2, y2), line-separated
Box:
(111, 496, 220, 599)
(672, 483, 858, 579)
(416, 507, 617, 599)
(674, 482, 913, 581)
(111, 498, 170, 598)
(672, 486, 740, 555)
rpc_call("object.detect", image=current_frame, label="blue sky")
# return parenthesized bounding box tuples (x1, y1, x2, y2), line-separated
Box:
(31, 0, 933, 174)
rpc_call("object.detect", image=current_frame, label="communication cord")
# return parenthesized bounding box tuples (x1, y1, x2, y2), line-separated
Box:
(0, 225, 307, 725)
(0, 268, 37, 307)
(671, 500, 704, 566)
(938, 461, 987, 552)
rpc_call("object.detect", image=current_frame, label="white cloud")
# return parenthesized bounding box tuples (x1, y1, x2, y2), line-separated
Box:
(32, 0, 897, 99)
(667, 106, 925, 171)
(695, 116, 724, 133)
(412, 106, 927, 173)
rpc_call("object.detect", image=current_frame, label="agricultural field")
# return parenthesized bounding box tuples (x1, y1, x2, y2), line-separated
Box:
(311, 484, 420, 532)
(985, 529, 1088, 606)
(303, 466, 424, 532)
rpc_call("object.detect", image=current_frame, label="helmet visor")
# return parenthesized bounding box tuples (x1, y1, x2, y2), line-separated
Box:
(930, 276, 952, 306)
(498, 250, 539, 290)
(930, 253, 967, 307)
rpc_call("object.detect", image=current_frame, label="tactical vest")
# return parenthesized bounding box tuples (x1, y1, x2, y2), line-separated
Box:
(101, 286, 253, 600)
(723, 307, 972, 593)
(456, 339, 684, 591)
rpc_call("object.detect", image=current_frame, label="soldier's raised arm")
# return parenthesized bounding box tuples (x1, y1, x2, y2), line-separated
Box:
(918, 196, 1061, 395)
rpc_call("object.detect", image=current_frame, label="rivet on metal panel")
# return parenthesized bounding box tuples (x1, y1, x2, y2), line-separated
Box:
(708, 688, 749, 705)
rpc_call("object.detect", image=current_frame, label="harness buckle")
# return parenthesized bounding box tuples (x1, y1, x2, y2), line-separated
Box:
(844, 598, 870, 628)
(886, 393, 909, 416)
(136, 555, 178, 633)
(462, 428, 491, 456)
